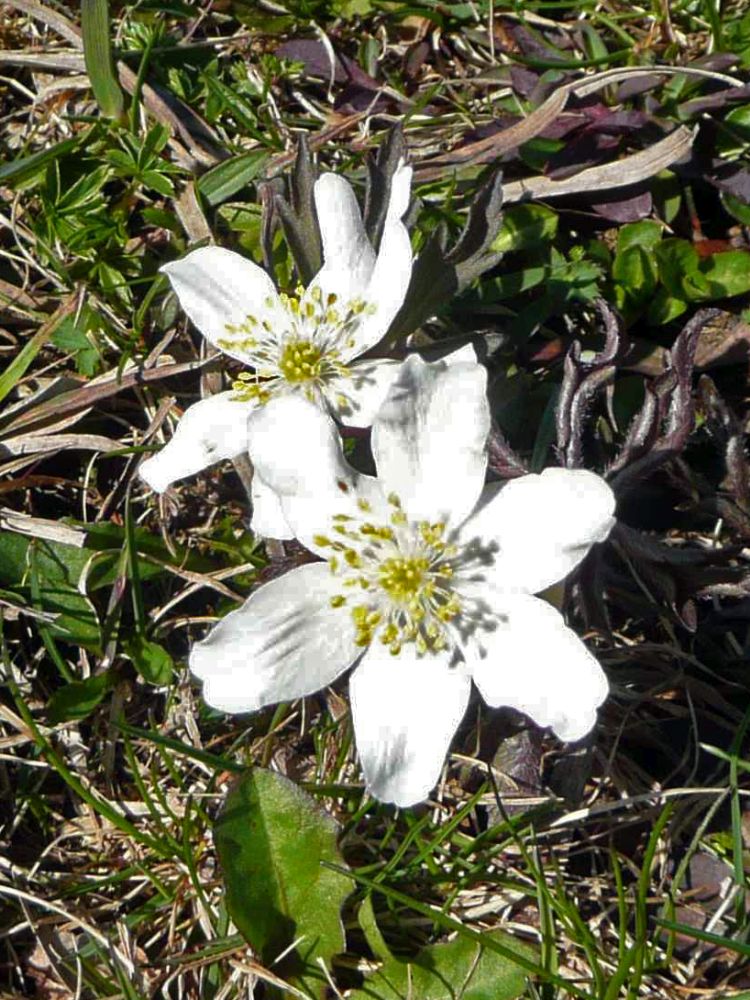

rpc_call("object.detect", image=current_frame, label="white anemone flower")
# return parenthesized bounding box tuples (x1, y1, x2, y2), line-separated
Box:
(190, 355, 617, 807)
(139, 162, 413, 536)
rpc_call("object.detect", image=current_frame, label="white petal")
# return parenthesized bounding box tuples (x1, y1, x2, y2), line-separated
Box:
(247, 393, 361, 552)
(342, 162, 413, 359)
(312, 173, 376, 303)
(161, 247, 285, 364)
(350, 646, 471, 806)
(371, 355, 489, 525)
(462, 468, 616, 595)
(140, 391, 254, 493)
(191, 562, 360, 713)
(250, 473, 294, 539)
(323, 358, 401, 428)
(468, 594, 608, 741)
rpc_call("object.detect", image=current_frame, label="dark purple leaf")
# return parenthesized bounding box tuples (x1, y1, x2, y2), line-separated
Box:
(504, 20, 573, 58)
(275, 39, 383, 94)
(509, 65, 541, 99)
(403, 39, 430, 81)
(616, 74, 666, 101)
(580, 106, 651, 133)
(276, 39, 348, 82)
(592, 188, 653, 222)
(691, 52, 742, 72)
(335, 86, 391, 114)
(707, 163, 750, 203)
(678, 82, 750, 116)
(547, 131, 619, 180)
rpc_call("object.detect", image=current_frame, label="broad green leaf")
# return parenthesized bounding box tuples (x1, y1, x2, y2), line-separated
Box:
(25, 538, 101, 648)
(612, 246, 659, 304)
(475, 266, 546, 302)
(124, 636, 174, 685)
(214, 768, 351, 980)
(616, 220, 663, 255)
(651, 171, 682, 224)
(701, 250, 750, 298)
(647, 288, 688, 325)
(491, 204, 558, 254)
(349, 897, 528, 1000)
(47, 671, 114, 724)
(717, 104, 750, 156)
(722, 192, 750, 226)
(655, 239, 711, 300)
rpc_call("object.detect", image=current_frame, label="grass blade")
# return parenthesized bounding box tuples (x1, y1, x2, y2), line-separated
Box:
(81, 0, 124, 119)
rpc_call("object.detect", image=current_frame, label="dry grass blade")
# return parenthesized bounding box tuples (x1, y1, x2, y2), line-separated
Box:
(503, 126, 696, 202)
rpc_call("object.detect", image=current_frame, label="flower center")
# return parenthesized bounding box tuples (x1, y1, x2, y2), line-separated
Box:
(277, 338, 324, 384)
(378, 556, 429, 603)
(317, 494, 465, 656)
(219, 285, 376, 407)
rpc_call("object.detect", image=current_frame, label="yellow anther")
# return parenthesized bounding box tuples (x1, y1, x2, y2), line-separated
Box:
(278, 338, 323, 383)
(381, 623, 399, 644)
(357, 498, 372, 513)
(330, 595, 346, 608)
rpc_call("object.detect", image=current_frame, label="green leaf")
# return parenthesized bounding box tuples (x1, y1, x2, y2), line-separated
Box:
(647, 288, 688, 325)
(475, 266, 546, 302)
(52, 309, 103, 376)
(613, 246, 659, 301)
(615, 220, 663, 255)
(214, 768, 351, 979)
(29, 539, 101, 648)
(0, 531, 103, 648)
(717, 104, 750, 156)
(349, 897, 528, 1000)
(141, 169, 175, 198)
(491, 204, 558, 254)
(197, 150, 268, 206)
(124, 636, 174, 685)
(56, 165, 111, 213)
(47, 671, 114, 724)
(654, 239, 711, 300)
(721, 192, 750, 226)
(701, 250, 750, 298)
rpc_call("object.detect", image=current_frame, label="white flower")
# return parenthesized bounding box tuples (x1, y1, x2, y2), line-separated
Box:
(139, 162, 413, 537)
(190, 355, 617, 807)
